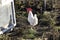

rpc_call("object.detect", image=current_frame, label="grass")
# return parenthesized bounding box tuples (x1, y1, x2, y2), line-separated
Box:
(55, 26, 60, 29)
(0, 0, 60, 40)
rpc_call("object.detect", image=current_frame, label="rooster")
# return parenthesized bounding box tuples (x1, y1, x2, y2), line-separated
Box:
(27, 8, 38, 26)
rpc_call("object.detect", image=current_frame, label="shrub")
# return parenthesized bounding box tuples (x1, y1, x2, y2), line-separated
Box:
(23, 28, 36, 39)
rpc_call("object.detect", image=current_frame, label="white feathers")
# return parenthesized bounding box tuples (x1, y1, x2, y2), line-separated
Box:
(28, 11, 38, 26)
(33, 14, 38, 26)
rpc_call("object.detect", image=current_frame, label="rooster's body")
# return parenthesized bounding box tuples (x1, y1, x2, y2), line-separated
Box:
(27, 8, 38, 26)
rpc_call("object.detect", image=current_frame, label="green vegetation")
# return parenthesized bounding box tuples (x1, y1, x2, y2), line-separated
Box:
(22, 28, 36, 39)
(0, 0, 60, 40)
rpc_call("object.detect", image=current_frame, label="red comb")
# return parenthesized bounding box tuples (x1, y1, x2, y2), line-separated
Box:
(26, 8, 32, 12)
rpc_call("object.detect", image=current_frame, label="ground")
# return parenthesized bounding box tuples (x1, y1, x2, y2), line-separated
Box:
(0, 0, 60, 40)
